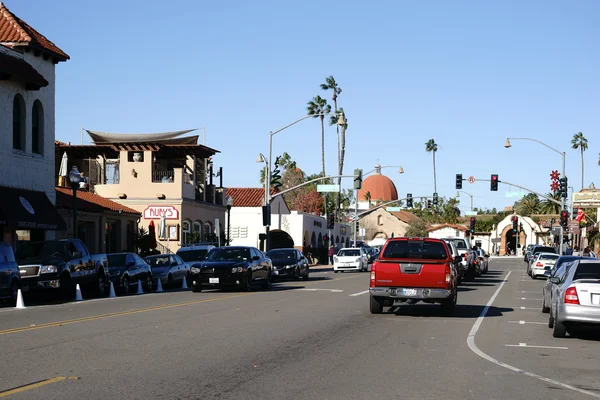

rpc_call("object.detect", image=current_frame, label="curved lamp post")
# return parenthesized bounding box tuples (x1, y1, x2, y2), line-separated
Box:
(226, 195, 233, 245)
(456, 190, 473, 211)
(68, 166, 81, 238)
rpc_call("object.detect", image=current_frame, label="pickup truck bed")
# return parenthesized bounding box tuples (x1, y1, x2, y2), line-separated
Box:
(369, 237, 458, 316)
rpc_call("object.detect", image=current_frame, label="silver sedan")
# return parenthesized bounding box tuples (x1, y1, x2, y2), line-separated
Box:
(548, 259, 600, 338)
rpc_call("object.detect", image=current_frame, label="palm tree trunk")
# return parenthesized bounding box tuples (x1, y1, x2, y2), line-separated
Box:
(433, 151, 437, 193)
(581, 147, 585, 190)
(321, 117, 326, 176)
(334, 98, 341, 212)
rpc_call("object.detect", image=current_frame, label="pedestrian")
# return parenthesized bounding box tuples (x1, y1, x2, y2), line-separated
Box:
(573, 246, 581, 256)
(583, 247, 591, 257)
(328, 245, 335, 265)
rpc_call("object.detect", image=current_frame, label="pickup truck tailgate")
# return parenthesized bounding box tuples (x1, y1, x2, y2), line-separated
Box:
(376, 259, 448, 289)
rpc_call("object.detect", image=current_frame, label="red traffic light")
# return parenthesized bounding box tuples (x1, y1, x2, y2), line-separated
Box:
(561, 211, 568, 219)
(492, 175, 498, 181)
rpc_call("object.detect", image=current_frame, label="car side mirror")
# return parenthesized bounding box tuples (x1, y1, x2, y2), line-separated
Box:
(454, 255, 462, 262)
(543, 270, 551, 278)
(252, 256, 260, 261)
(549, 277, 560, 284)
(72, 251, 83, 259)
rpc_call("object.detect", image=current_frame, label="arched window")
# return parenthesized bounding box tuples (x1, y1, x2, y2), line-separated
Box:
(204, 221, 213, 242)
(193, 220, 202, 239)
(32, 100, 44, 155)
(12, 94, 25, 151)
(182, 220, 191, 244)
(377, 215, 383, 226)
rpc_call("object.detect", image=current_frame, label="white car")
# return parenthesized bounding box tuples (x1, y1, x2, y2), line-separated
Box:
(530, 252, 560, 279)
(333, 248, 368, 273)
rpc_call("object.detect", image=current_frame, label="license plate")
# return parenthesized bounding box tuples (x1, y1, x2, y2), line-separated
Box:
(401, 288, 417, 296)
(592, 294, 600, 305)
(209, 278, 219, 284)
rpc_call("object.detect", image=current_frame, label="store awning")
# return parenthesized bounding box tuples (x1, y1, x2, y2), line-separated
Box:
(0, 186, 66, 231)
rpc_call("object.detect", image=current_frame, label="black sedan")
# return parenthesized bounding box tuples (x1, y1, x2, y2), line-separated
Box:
(189, 246, 272, 292)
(106, 253, 153, 294)
(266, 248, 309, 281)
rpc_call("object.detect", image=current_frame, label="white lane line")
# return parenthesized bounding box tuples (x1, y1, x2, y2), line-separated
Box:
(298, 288, 343, 293)
(506, 343, 569, 350)
(517, 291, 541, 294)
(508, 320, 547, 325)
(467, 270, 600, 399)
(519, 306, 538, 310)
(516, 298, 543, 301)
(349, 290, 369, 297)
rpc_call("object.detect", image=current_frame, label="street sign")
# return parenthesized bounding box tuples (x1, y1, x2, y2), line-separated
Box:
(464, 211, 478, 216)
(317, 184, 340, 193)
(506, 192, 526, 198)
(386, 207, 402, 212)
(467, 176, 476, 184)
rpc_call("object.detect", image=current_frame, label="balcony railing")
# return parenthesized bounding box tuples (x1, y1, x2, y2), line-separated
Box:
(153, 171, 174, 183)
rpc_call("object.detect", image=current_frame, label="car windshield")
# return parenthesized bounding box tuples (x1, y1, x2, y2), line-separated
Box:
(534, 247, 556, 254)
(178, 249, 209, 262)
(338, 249, 360, 257)
(382, 240, 448, 260)
(205, 248, 250, 261)
(450, 239, 467, 249)
(573, 263, 600, 280)
(15, 241, 67, 261)
(145, 256, 171, 268)
(266, 250, 296, 260)
(539, 254, 559, 261)
(107, 254, 127, 266)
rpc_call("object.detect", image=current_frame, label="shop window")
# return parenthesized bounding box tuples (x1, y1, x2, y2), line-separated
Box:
(182, 220, 191, 244)
(32, 100, 44, 155)
(203, 222, 213, 242)
(13, 94, 26, 151)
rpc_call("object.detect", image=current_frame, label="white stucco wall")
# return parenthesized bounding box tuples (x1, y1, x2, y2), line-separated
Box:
(428, 227, 467, 239)
(0, 47, 57, 204)
(494, 214, 543, 247)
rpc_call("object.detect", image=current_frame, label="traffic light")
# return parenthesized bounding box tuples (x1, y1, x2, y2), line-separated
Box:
(327, 214, 335, 229)
(469, 217, 476, 233)
(427, 200, 432, 209)
(559, 177, 568, 199)
(560, 210, 569, 228)
(512, 216, 518, 232)
(490, 174, 498, 191)
(262, 205, 271, 226)
(456, 174, 463, 190)
(432, 193, 439, 206)
(353, 169, 363, 190)
(406, 193, 413, 208)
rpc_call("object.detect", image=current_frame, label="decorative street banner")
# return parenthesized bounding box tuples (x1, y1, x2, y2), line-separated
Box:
(572, 191, 600, 208)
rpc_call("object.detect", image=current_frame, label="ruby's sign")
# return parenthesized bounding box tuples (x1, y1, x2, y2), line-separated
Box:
(143, 205, 179, 220)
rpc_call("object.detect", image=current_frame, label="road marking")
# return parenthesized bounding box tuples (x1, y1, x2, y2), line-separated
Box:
(517, 298, 543, 301)
(506, 343, 569, 350)
(298, 288, 343, 293)
(467, 270, 600, 399)
(0, 376, 67, 398)
(508, 320, 547, 325)
(519, 306, 537, 310)
(349, 290, 369, 297)
(517, 291, 541, 294)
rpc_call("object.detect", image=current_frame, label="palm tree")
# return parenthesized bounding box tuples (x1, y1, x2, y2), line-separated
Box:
(306, 96, 331, 176)
(540, 192, 561, 215)
(571, 132, 588, 190)
(425, 139, 438, 193)
(516, 193, 541, 216)
(321, 77, 343, 169)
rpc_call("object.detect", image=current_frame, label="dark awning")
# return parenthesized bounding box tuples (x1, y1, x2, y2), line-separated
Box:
(0, 186, 66, 231)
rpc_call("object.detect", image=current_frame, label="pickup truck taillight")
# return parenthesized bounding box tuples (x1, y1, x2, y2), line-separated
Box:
(370, 261, 377, 287)
(445, 264, 451, 285)
(564, 286, 579, 305)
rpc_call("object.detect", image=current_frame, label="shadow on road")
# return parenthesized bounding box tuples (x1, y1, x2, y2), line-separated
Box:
(270, 285, 307, 292)
(459, 282, 497, 287)
(386, 304, 514, 318)
(457, 287, 477, 292)
(568, 328, 600, 341)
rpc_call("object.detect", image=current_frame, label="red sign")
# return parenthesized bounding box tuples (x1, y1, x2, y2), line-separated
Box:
(143, 205, 179, 220)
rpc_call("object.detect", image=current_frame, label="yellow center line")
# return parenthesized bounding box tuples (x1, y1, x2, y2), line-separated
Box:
(0, 273, 364, 336)
(0, 376, 67, 398)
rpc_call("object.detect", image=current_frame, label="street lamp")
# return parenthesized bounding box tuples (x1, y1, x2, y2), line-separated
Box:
(353, 164, 405, 246)
(456, 190, 474, 211)
(261, 112, 346, 251)
(505, 137, 566, 254)
(68, 166, 81, 238)
(226, 195, 233, 246)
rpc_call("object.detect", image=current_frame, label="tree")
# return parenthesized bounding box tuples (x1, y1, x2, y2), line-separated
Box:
(425, 139, 438, 193)
(293, 189, 324, 215)
(306, 96, 331, 176)
(539, 192, 561, 215)
(405, 219, 428, 237)
(321, 76, 345, 211)
(514, 193, 541, 216)
(571, 132, 588, 190)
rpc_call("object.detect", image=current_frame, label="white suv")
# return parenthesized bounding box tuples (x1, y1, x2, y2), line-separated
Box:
(333, 247, 368, 273)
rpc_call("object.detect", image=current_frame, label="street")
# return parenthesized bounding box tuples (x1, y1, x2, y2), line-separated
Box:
(1, 260, 599, 400)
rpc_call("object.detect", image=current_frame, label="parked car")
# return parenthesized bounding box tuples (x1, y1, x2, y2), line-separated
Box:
(333, 247, 369, 273)
(176, 244, 215, 263)
(15, 239, 108, 299)
(369, 237, 460, 315)
(526, 246, 557, 275)
(529, 252, 560, 279)
(548, 258, 600, 337)
(189, 246, 272, 292)
(106, 253, 153, 294)
(524, 244, 537, 263)
(476, 249, 489, 274)
(443, 240, 464, 283)
(541, 255, 582, 313)
(0, 242, 20, 306)
(145, 253, 190, 288)
(265, 248, 309, 281)
(443, 237, 475, 279)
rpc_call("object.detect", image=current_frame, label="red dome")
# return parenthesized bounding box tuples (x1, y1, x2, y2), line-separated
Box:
(357, 174, 398, 202)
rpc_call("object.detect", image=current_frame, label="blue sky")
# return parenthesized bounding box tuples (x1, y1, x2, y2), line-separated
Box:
(11, 0, 600, 212)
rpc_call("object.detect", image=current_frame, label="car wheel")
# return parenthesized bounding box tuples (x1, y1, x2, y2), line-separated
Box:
(542, 297, 550, 313)
(548, 310, 554, 328)
(262, 272, 272, 291)
(96, 272, 107, 297)
(243, 275, 252, 292)
(370, 295, 383, 314)
(192, 285, 202, 293)
(303, 270, 309, 281)
(144, 274, 153, 292)
(552, 313, 568, 338)
(334, 270, 339, 273)
(60, 274, 75, 300)
(294, 268, 300, 281)
(441, 288, 457, 316)
(122, 276, 130, 294)
(9, 280, 19, 307)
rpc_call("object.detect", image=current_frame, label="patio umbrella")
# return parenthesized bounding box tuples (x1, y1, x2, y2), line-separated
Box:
(159, 213, 167, 240)
(147, 220, 157, 249)
(58, 152, 68, 186)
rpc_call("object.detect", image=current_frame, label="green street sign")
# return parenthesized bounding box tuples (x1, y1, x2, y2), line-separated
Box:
(386, 207, 402, 212)
(317, 184, 340, 193)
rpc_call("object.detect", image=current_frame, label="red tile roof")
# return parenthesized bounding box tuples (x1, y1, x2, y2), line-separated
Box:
(0, 2, 69, 61)
(55, 187, 140, 215)
(0, 49, 48, 89)
(389, 210, 421, 224)
(426, 223, 469, 233)
(226, 187, 280, 208)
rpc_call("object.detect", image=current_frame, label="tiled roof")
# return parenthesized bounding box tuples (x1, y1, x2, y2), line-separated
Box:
(226, 187, 279, 208)
(55, 187, 140, 215)
(389, 210, 421, 224)
(0, 2, 69, 61)
(426, 223, 469, 233)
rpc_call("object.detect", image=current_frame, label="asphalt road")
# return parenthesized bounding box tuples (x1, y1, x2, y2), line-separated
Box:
(1, 260, 599, 400)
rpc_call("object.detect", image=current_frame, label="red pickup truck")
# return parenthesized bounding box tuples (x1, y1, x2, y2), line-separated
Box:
(369, 237, 459, 315)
